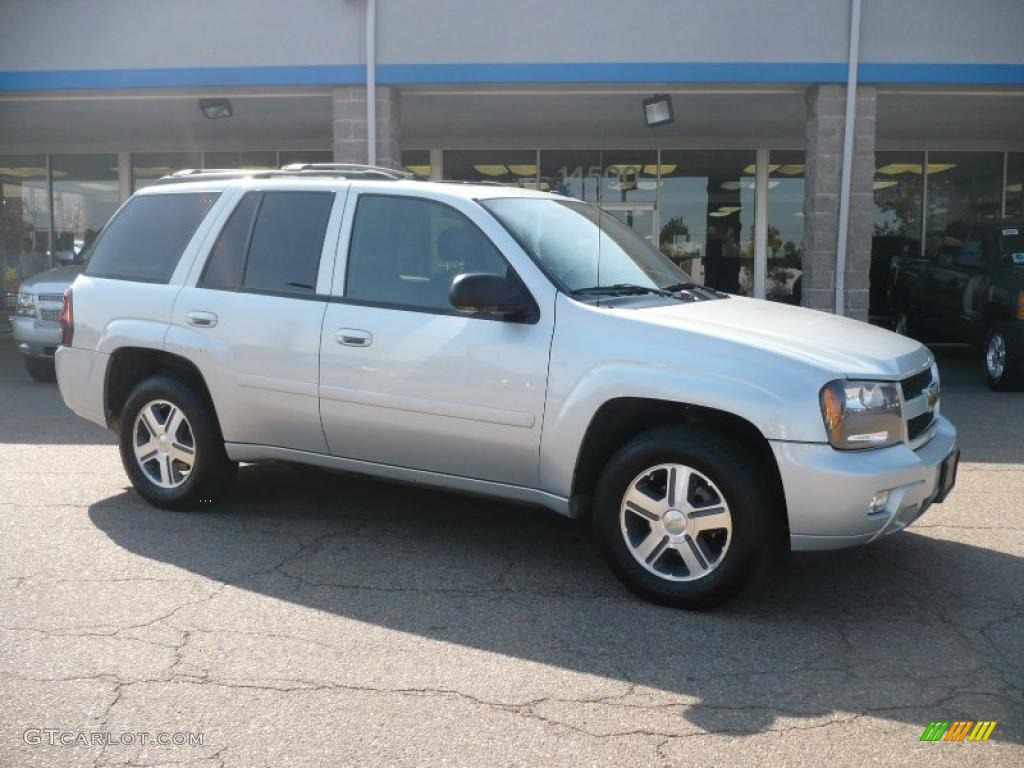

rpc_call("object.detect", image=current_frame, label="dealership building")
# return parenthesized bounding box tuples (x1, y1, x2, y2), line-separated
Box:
(1, 0, 1022, 320)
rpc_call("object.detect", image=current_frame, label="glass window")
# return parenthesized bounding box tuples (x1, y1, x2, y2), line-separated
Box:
(52, 154, 119, 268)
(278, 150, 334, 167)
(84, 193, 219, 282)
(0, 155, 51, 309)
(132, 152, 201, 191)
(242, 191, 333, 295)
(204, 151, 277, 170)
(658, 150, 756, 296)
(925, 152, 1003, 256)
(483, 197, 688, 293)
(538, 150, 658, 203)
(871, 151, 924, 316)
(443, 150, 538, 188)
(401, 149, 431, 178)
(1007, 153, 1023, 218)
(199, 193, 259, 291)
(765, 151, 805, 305)
(346, 195, 509, 311)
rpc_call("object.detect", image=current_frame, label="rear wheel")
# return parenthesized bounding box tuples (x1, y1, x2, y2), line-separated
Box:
(118, 374, 236, 509)
(25, 357, 56, 383)
(985, 325, 1024, 391)
(593, 426, 779, 609)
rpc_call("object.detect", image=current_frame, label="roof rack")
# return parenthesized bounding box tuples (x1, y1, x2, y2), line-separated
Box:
(153, 163, 413, 186)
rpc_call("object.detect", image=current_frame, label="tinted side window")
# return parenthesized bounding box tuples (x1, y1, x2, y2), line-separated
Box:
(243, 191, 334, 295)
(346, 195, 508, 311)
(956, 229, 985, 268)
(84, 193, 219, 282)
(199, 192, 258, 290)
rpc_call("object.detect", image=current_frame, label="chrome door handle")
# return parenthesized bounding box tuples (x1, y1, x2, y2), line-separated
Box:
(186, 310, 218, 328)
(336, 328, 372, 347)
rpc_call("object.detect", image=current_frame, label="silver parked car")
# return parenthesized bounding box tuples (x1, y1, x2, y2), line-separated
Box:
(11, 264, 81, 382)
(55, 165, 959, 608)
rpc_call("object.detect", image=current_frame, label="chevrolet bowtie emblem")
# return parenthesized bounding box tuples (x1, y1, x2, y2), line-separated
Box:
(926, 384, 940, 409)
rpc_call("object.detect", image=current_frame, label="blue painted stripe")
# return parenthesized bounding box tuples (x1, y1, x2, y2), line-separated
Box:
(1, 61, 1022, 91)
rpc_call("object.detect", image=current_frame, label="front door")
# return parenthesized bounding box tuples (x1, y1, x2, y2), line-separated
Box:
(318, 191, 554, 488)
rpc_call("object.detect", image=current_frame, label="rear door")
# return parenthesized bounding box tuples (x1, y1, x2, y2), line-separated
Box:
(167, 185, 345, 453)
(318, 190, 555, 487)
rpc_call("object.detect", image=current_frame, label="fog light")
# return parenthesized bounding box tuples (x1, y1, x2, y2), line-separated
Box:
(868, 490, 890, 515)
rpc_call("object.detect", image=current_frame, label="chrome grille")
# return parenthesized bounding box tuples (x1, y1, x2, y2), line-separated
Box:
(39, 308, 61, 322)
(900, 366, 938, 444)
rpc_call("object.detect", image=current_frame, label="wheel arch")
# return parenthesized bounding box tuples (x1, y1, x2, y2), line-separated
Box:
(104, 346, 221, 436)
(569, 397, 788, 534)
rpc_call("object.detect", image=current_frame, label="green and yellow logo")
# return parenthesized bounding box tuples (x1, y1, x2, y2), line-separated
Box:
(920, 721, 998, 742)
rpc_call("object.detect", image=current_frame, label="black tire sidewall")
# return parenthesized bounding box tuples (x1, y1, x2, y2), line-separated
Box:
(593, 427, 774, 609)
(118, 374, 232, 509)
(25, 357, 56, 382)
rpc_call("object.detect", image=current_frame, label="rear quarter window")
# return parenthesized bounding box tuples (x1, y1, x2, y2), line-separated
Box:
(84, 192, 219, 282)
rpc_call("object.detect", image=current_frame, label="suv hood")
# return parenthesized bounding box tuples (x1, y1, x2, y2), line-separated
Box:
(18, 265, 81, 294)
(634, 295, 931, 378)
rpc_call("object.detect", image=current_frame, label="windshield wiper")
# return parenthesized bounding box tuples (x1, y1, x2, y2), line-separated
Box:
(572, 283, 678, 298)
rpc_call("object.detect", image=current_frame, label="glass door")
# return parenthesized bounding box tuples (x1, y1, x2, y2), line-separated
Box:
(601, 202, 657, 247)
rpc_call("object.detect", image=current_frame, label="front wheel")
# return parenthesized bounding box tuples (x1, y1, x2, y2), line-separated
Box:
(985, 325, 1023, 391)
(592, 426, 780, 609)
(118, 374, 237, 509)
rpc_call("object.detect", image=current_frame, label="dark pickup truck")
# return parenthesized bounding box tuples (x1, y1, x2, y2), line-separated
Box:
(891, 218, 1024, 390)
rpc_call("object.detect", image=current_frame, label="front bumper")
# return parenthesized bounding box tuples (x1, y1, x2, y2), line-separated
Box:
(10, 315, 61, 358)
(772, 415, 958, 551)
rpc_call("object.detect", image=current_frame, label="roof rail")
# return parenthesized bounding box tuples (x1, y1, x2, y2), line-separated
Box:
(153, 164, 413, 186)
(280, 162, 412, 179)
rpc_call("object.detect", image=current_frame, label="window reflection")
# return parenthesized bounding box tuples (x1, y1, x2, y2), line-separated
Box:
(0, 156, 51, 309)
(658, 150, 756, 296)
(203, 151, 277, 170)
(925, 152, 1003, 256)
(538, 150, 657, 203)
(51, 154, 119, 268)
(765, 151, 805, 304)
(871, 151, 924, 318)
(132, 152, 201, 191)
(443, 150, 537, 187)
(1006, 153, 1023, 218)
(401, 149, 431, 178)
(278, 150, 333, 167)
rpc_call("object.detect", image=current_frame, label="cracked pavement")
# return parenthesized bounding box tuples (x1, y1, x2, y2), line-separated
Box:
(0, 338, 1021, 767)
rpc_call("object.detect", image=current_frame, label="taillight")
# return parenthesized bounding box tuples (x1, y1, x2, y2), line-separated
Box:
(59, 288, 74, 346)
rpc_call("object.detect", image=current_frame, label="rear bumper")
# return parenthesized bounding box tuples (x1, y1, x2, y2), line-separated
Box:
(772, 415, 958, 551)
(10, 315, 60, 358)
(55, 345, 109, 428)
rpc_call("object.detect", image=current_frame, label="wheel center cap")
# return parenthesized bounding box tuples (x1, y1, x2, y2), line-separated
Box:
(158, 434, 171, 452)
(663, 509, 687, 535)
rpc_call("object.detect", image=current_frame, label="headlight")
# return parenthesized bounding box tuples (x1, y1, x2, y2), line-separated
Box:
(820, 379, 903, 450)
(16, 292, 36, 317)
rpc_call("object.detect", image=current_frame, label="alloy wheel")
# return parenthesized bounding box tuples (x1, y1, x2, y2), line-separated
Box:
(132, 399, 196, 489)
(987, 332, 1006, 381)
(619, 463, 733, 581)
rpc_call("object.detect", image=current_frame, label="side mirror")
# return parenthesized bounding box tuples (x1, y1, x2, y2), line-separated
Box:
(450, 273, 528, 319)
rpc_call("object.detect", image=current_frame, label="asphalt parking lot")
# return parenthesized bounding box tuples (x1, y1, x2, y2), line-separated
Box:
(1, 333, 1021, 767)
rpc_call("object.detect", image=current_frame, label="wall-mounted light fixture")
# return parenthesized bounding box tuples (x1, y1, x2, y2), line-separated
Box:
(642, 94, 674, 128)
(199, 98, 233, 120)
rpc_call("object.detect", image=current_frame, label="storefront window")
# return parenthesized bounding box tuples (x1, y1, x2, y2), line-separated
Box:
(278, 150, 333, 167)
(538, 150, 657, 204)
(658, 150, 756, 296)
(1006, 153, 1023, 218)
(51, 154, 119, 268)
(132, 152, 201, 191)
(443, 150, 537, 187)
(0, 156, 51, 309)
(204, 151, 277, 170)
(401, 150, 431, 178)
(925, 151, 1003, 256)
(765, 151, 805, 304)
(871, 151, 924, 316)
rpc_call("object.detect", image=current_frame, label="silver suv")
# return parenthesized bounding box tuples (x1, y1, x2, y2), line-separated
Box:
(55, 165, 959, 608)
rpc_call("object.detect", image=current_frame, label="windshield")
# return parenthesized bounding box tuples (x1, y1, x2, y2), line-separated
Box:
(998, 227, 1024, 267)
(482, 197, 691, 293)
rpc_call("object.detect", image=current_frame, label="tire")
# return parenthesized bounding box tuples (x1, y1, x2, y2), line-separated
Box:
(25, 357, 56, 383)
(984, 325, 1024, 391)
(118, 374, 237, 509)
(592, 425, 780, 609)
